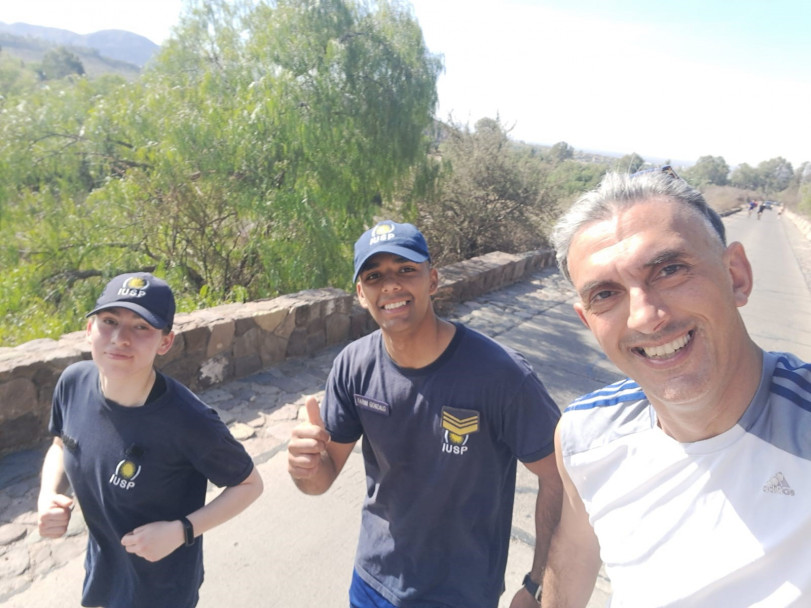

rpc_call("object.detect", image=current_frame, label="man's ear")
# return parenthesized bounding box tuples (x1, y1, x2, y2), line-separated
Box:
(157, 331, 175, 356)
(428, 267, 439, 296)
(573, 302, 591, 329)
(725, 241, 753, 307)
(356, 281, 370, 310)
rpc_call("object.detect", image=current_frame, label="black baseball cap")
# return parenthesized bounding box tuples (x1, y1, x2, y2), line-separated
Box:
(86, 272, 176, 330)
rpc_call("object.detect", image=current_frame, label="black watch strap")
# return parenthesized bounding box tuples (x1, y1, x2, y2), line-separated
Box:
(180, 516, 195, 546)
(522, 572, 542, 601)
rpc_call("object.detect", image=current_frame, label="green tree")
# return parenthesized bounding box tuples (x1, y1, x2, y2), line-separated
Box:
(0, 0, 442, 345)
(39, 47, 85, 80)
(799, 162, 811, 216)
(682, 155, 729, 187)
(0, 74, 128, 196)
(757, 157, 793, 193)
(730, 157, 793, 194)
(0, 52, 38, 99)
(548, 160, 607, 197)
(0, 70, 144, 346)
(113, 0, 442, 297)
(730, 162, 762, 191)
(615, 152, 645, 173)
(416, 117, 554, 266)
(548, 141, 574, 164)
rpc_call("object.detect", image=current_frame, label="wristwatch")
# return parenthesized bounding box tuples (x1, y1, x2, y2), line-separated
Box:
(522, 572, 542, 601)
(179, 516, 195, 546)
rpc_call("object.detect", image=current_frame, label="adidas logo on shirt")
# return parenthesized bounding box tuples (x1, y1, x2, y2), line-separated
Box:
(763, 472, 795, 496)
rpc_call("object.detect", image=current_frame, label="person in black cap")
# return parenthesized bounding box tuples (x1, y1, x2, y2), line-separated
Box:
(37, 272, 263, 608)
(287, 221, 562, 608)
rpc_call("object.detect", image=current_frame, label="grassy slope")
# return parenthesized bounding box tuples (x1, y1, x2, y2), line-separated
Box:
(0, 32, 141, 80)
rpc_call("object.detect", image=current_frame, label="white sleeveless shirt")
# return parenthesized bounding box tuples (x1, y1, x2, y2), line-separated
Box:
(560, 351, 811, 607)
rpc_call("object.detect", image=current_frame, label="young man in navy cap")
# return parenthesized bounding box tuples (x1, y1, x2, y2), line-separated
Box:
(37, 272, 263, 608)
(288, 221, 562, 607)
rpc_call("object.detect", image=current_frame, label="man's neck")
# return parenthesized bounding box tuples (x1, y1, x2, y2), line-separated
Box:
(99, 368, 157, 408)
(654, 344, 764, 443)
(382, 316, 456, 369)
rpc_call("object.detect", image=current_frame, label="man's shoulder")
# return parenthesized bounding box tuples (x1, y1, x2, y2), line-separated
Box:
(455, 322, 500, 347)
(454, 323, 527, 365)
(559, 378, 651, 456)
(160, 375, 221, 418)
(565, 377, 646, 412)
(765, 351, 811, 409)
(771, 351, 811, 377)
(759, 351, 811, 426)
(336, 329, 382, 360)
(58, 359, 97, 385)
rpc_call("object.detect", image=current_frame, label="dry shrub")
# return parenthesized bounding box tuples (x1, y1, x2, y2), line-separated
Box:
(702, 185, 760, 212)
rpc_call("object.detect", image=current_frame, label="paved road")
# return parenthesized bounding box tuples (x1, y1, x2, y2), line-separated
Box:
(2, 207, 810, 607)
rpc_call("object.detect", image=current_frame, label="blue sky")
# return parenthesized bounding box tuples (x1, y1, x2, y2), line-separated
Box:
(3, 0, 810, 168)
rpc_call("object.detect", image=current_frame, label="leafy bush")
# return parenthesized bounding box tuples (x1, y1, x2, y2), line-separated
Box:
(414, 118, 557, 267)
(0, 0, 442, 345)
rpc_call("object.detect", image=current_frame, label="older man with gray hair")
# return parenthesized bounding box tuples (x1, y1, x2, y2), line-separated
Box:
(541, 167, 811, 607)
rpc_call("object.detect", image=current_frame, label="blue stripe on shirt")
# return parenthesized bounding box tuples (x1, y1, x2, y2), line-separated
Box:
(350, 570, 397, 608)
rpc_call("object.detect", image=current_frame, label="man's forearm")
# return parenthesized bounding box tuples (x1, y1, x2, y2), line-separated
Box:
(38, 440, 69, 504)
(187, 466, 263, 536)
(540, 534, 601, 608)
(529, 471, 564, 581)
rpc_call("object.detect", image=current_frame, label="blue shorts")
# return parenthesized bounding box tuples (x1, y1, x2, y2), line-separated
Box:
(349, 570, 397, 608)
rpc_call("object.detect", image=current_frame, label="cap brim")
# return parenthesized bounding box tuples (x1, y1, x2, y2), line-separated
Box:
(353, 246, 430, 282)
(86, 302, 168, 330)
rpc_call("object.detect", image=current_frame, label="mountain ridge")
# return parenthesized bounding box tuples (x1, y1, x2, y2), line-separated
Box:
(0, 21, 159, 68)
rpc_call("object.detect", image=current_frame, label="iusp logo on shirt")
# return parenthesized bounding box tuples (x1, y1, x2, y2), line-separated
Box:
(109, 458, 142, 491)
(441, 407, 479, 455)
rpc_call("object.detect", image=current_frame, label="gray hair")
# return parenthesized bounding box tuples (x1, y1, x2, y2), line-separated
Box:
(551, 169, 726, 282)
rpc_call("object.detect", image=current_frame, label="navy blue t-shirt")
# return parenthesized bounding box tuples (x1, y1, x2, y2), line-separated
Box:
(323, 323, 560, 607)
(50, 361, 254, 608)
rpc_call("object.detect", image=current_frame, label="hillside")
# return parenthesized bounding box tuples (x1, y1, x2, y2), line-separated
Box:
(0, 22, 158, 65)
(0, 21, 159, 80)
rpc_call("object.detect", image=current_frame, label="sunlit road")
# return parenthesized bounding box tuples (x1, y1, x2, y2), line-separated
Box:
(725, 208, 811, 360)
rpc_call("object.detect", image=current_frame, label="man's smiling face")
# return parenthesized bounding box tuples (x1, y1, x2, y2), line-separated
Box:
(567, 197, 752, 410)
(355, 252, 438, 335)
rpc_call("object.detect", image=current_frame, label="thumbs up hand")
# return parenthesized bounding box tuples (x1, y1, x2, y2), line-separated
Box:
(304, 396, 325, 429)
(288, 396, 332, 480)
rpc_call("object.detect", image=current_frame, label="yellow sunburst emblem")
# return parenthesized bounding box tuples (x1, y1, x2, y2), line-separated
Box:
(448, 432, 465, 445)
(373, 223, 394, 236)
(119, 460, 138, 479)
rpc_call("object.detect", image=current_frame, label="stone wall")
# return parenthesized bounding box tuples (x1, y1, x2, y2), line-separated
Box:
(0, 249, 556, 456)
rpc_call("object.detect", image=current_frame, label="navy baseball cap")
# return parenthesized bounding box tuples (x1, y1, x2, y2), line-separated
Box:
(86, 272, 176, 330)
(353, 221, 431, 282)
